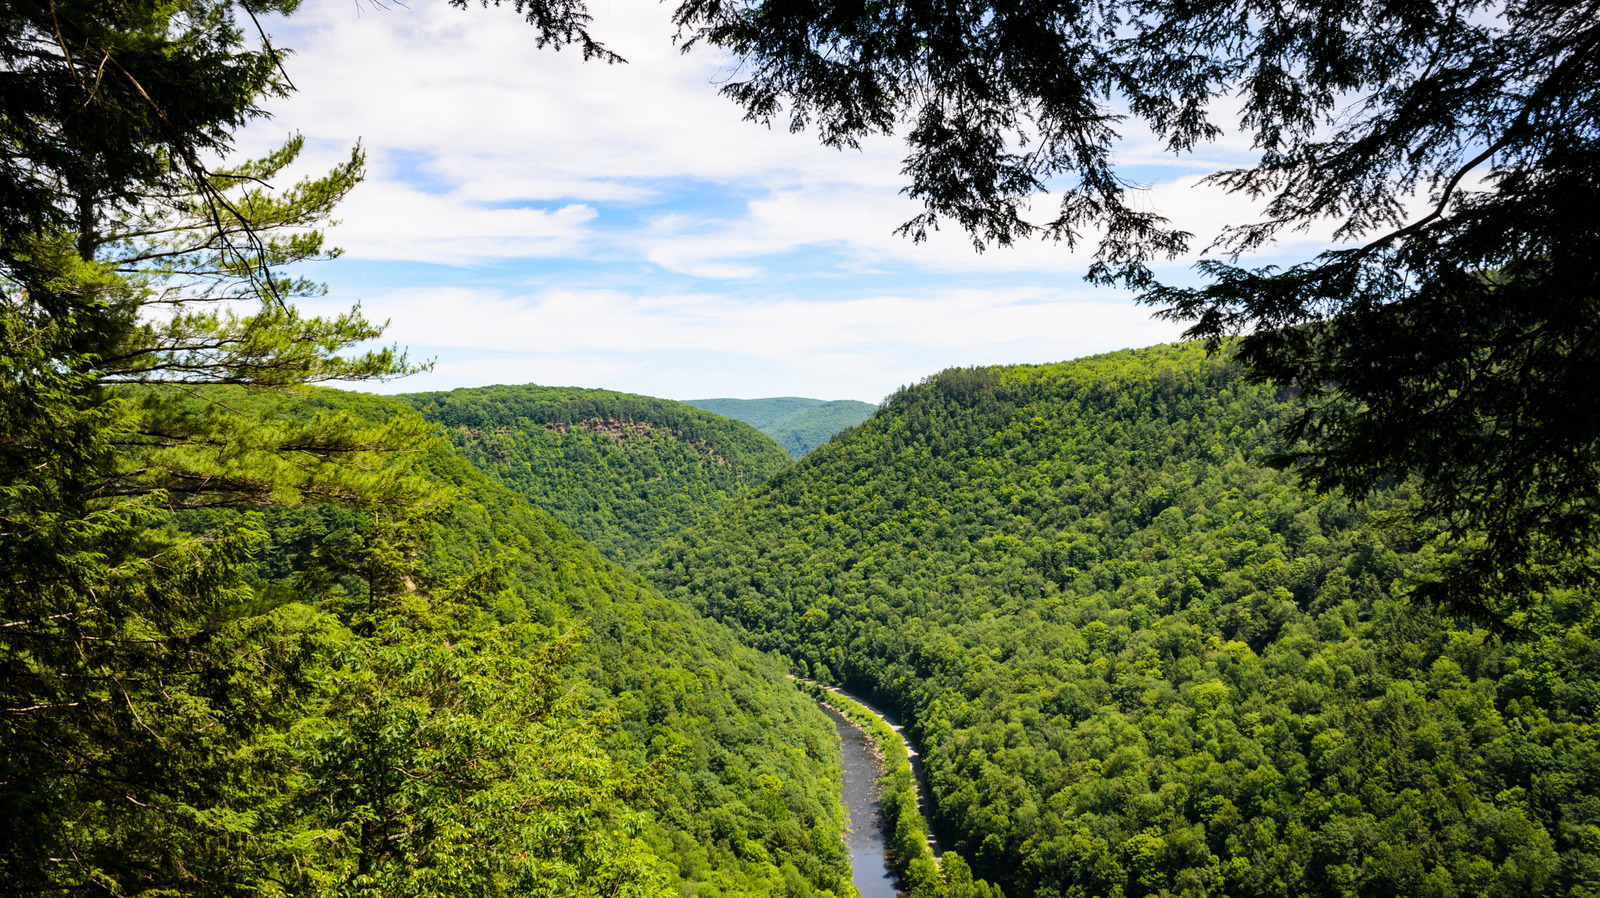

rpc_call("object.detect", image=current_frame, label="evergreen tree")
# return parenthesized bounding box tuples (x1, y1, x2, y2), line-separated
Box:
(0, 4, 720, 894)
(670, 0, 1600, 626)
(0, 2, 417, 891)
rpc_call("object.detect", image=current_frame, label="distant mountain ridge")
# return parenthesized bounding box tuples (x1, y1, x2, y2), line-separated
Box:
(685, 396, 877, 459)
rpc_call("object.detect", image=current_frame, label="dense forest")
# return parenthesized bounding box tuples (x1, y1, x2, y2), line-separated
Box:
(685, 398, 878, 459)
(8, 0, 1591, 895)
(398, 385, 792, 564)
(181, 390, 852, 898)
(647, 343, 1600, 898)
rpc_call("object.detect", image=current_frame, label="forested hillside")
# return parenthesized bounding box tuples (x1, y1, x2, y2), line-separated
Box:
(398, 385, 792, 564)
(685, 397, 877, 459)
(181, 390, 851, 898)
(648, 343, 1600, 898)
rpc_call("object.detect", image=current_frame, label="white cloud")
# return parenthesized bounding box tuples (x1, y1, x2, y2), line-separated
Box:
(333, 285, 1187, 399)
(621, 172, 1342, 283)
(253, 0, 905, 186)
(244, 0, 1359, 398)
(240, 0, 920, 266)
(420, 353, 647, 390)
(331, 187, 597, 263)
(245, 0, 1347, 274)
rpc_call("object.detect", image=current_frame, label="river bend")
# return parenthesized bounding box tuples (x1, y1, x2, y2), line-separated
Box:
(797, 677, 943, 897)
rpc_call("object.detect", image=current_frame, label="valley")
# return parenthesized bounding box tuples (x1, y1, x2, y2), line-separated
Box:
(8, 4, 1586, 896)
(646, 343, 1598, 896)
(172, 389, 854, 897)
(395, 341, 1600, 898)
(17, 340, 1598, 898)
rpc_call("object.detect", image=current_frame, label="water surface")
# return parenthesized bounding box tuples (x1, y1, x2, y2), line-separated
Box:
(823, 703, 899, 898)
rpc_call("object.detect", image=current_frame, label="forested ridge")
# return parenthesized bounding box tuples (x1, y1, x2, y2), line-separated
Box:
(684, 398, 877, 460)
(647, 342, 1600, 898)
(398, 385, 793, 564)
(211, 389, 852, 898)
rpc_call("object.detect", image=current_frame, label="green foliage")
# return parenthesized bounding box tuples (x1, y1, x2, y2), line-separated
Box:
(1174, 273, 1600, 631)
(648, 342, 1600, 898)
(397, 384, 792, 565)
(0, 91, 418, 898)
(235, 391, 851, 898)
(0, 503, 342, 893)
(685, 398, 877, 459)
(0, 2, 805, 895)
(282, 516, 662, 898)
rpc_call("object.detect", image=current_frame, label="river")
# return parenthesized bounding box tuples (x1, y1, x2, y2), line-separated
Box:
(820, 702, 900, 898)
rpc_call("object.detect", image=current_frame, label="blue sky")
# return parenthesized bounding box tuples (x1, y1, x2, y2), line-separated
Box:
(241, 0, 1338, 403)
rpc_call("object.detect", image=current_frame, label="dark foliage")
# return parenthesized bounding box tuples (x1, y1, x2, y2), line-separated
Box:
(0, 0, 288, 258)
(447, 0, 621, 61)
